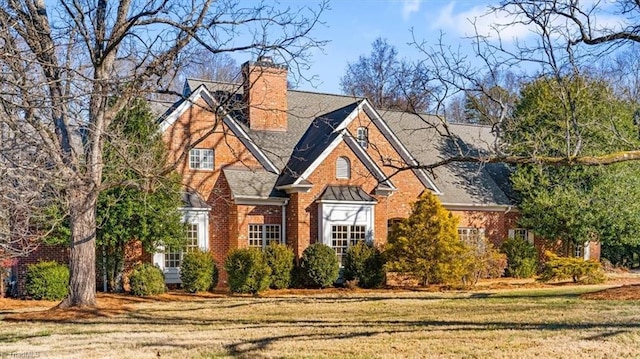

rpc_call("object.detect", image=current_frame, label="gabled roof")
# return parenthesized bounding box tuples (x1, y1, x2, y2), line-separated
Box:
(275, 102, 359, 186)
(157, 85, 279, 174)
(382, 110, 514, 207)
(163, 78, 514, 207)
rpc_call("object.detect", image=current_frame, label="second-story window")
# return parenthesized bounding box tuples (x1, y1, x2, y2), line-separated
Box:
(189, 148, 214, 170)
(357, 127, 369, 148)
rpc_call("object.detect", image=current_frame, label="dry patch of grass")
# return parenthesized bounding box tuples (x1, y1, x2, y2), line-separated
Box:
(2, 283, 640, 359)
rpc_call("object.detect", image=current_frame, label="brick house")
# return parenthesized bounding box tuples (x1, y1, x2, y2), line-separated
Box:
(6, 57, 598, 295)
(152, 56, 600, 285)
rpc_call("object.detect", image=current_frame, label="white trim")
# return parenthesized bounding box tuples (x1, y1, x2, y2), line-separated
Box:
(318, 202, 375, 247)
(200, 91, 280, 174)
(443, 203, 519, 212)
(334, 101, 366, 132)
(293, 130, 344, 185)
(153, 209, 209, 284)
(276, 184, 313, 194)
(362, 101, 442, 194)
(158, 84, 279, 174)
(316, 199, 377, 205)
(233, 197, 289, 206)
(158, 85, 209, 133)
(344, 135, 396, 190)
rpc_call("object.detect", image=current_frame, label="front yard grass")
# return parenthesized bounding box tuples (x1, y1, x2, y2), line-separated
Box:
(1, 285, 639, 359)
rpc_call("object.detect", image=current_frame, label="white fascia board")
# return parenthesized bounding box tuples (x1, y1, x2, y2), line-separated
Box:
(159, 85, 209, 133)
(233, 196, 289, 206)
(292, 101, 366, 186)
(362, 100, 442, 194)
(316, 199, 378, 205)
(178, 206, 211, 212)
(343, 135, 396, 190)
(292, 130, 345, 186)
(442, 203, 519, 212)
(198, 91, 280, 174)
(334, 100, 366, 132)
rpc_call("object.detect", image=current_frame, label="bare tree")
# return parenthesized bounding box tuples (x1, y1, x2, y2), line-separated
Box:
(0, 0, 327, 307)
(398, 0, 640, 171)
(341, 37, 432, 112)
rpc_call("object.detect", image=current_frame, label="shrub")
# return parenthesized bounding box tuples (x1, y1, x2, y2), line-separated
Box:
(25, 261, 69, 300)
(264, 243, 295, 289)
(385, 192, 470, 286)
(300, 243, 340, 288)
(500, 237, 538, 278)
(225, 248, 271, 294)
(180, 249, 218, 293)
(463, 238, 507, 286)
(343, 241, 386, 288)
(539, 251, 606, 284)
(129, 263, 166, 296)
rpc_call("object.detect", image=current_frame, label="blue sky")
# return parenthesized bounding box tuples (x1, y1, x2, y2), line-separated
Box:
(286, 0, 511, 93)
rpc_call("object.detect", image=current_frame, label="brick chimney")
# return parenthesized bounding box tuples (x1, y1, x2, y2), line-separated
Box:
(242, 56, 288, 131)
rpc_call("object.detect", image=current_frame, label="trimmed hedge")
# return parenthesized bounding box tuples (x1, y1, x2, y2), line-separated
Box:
(343, 242, 386, 288)
(539, 251, 606, 284)
(180, 249, 218, 293)
(25, 261, 69, 300)
(129, 263, 166, 296)
(300, 243, 339, 288)
(225, 248, 271, 294)
(264, 243, 294, 289)
(500, 237, 538, 278)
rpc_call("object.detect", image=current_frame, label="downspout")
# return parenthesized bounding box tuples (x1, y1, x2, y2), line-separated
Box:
(102, 245, 107, 292)
(281, 199, 289, 245)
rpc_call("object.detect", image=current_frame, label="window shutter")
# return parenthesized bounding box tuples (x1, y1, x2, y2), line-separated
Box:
(527, 231, 535, 244)
(336, 157, 350, 179)
(508, 229, 515, 239)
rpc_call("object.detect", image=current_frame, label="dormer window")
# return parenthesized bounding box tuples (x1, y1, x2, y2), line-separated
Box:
(336, 156, 351, 179)
(189, 148, 214, 170)
(357, 127, 369, 148)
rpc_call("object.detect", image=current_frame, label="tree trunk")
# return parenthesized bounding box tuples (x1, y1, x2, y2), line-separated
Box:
(59, 188, 98, 308)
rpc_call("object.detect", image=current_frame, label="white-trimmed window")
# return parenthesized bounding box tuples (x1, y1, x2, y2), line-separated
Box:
(356, 127, 369, 148)
(189, 148, 214, 170)
(331, 224, 366, 265)
(164, 223, 199, 268)
(458, 227, 485, 249)
(248, 224, 282, 249)
(336, 156, 351, 179)
(508, 228, 534, 244)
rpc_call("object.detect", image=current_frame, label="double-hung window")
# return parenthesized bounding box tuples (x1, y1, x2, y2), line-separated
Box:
(508, 228, 534, 244)
(458, 227, 485, 251)
(331, 224, 366, 265)
(248, 224, 282, 249)
(189, 148, 214, 170)
(164, 223, 199, 268)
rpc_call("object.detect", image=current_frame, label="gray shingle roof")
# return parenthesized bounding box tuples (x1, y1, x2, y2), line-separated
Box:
(181, 191, 210, 209)
(381, 110, 513, 206)
(222, 168, 286, 199)
(318, 186, 377, 202)
(179, 78, 513, 207)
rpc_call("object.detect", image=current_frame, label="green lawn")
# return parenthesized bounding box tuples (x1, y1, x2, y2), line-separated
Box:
(1, 285, 639, 358)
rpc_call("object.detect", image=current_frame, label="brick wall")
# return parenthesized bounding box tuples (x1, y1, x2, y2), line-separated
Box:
(14, 243, 69, 296)
(242, 61, 288, 131)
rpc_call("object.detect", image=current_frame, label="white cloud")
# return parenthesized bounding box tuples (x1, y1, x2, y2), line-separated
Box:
(431, 2, 532, 42)
(400, 0, 422, 21)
